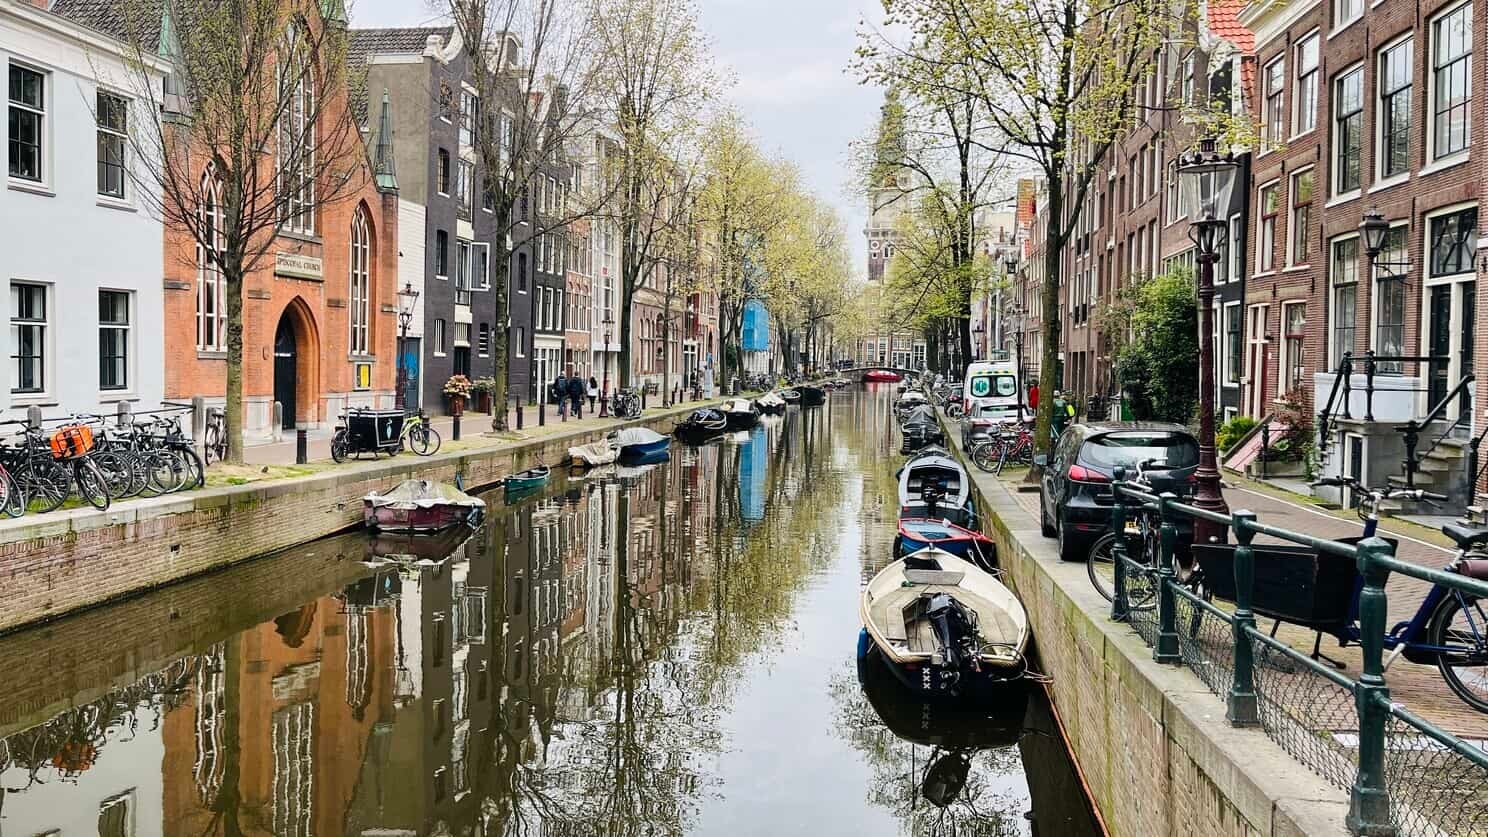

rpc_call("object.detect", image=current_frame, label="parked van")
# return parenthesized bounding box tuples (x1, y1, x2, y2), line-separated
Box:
(963, 361, 1021, 425)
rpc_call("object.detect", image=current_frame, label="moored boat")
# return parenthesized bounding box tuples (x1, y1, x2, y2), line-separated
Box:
(863, 369, 903, 383)
(799, 385, 826, 406)
(781, 389, 802, 404)
(614, 427, 671, 459)
(895, 518, 997, 569)
(898, 451, 973, 526)
(568, 438, 619, 467)
(365, 525, 478, 565)
(859, 546, 1029, 697)
(673, 408, 729, 443)
(722, 398, 761, 430)
(503, 466, 551, 493)
(363, 479, 486, 532)
(755, 391, 787, 415)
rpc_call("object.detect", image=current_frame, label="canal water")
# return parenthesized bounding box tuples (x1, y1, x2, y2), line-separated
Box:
(0, 387, 1099, 837)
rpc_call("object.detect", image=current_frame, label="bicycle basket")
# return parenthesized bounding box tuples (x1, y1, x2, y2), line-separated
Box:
(49, 424, 95, 460)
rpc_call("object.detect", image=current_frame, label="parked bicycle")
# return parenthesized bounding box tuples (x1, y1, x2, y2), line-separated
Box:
(610, 388, 642, 420)
(202, 406, 226, 465)
(1086, 460, 1204, 607)
(397, 409, 441, 456)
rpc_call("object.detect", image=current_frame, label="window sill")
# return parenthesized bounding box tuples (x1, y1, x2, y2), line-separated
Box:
(1282, 264, 1312, 274)
(1328, 16, 1362, 39)
(1324, 191, 1361, 209)
(1287, 128, 1316, 143)
(349, 354, 376, 363)
(10, 396, 55, 407)
(96, 197, 136, 212)
(1368, 174, 1410, 195)
(436, 274, 449, 282)
(1252, 270, 1277, 280)
(278, 230, 322, 246)
(98, 393, 140, 404)
(197, 350, 227, 360)
(7, 180, 54, 198)
(1419, 154, 1470, 178)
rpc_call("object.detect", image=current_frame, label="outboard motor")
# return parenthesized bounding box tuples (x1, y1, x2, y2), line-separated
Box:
(921, 481, 946, 518)
(926, 592, 980, 672)
(922, 751, 973, 808)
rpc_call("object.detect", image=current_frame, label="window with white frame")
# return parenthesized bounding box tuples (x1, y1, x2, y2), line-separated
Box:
(1259, 182, 1278, 271)
(435, 230, 448, 277)
(1334, 0, 1362, 28)
(349, 206, 370, 354)
(460, 91, 479, 148)
(1295, 34, 1319, 135)
(11, 282, 46, 394)
(457, 160, 473, 217)
(1224, 302, 1242, 385)
(478, 323, 489, 356)
(1289, 169, 1314, 266)
(1374, 224, 1408, 373)
(514, 325, 525, 357)
(455, 239, 472, 305)
(1165, 160, 1180, 223)
(277, 28, 315, 235)
(197, 167, 226, 351)
(1228, 214, 1244, 282)
(1429, 206, 1476, 277)
(1282, 301, 1307, 395)
(1330, 236, 1358, 365)
(437, 149, 450, 195)
(1333, 67, 1363, 194)
(1432, 2, 1472, 160)
(1379, 38, 1413, 179)
(1263, 58, 1285, 151)
(99, 290, 130, 391)
(8, 64, 44, 182)
(433, 319, 447, 356)
(96, 91, 128, 199)
(98, 791, 133, 837)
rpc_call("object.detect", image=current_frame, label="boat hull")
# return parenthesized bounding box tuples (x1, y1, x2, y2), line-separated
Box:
(862, 370, 903, 383)
(858, 631, 1021, 698)
(725, 411, 760, 431)
(619, 438, 671, 459)
(674, 424, 726, 444)
(799, 386, 826, 406)
(363, 502, 481, 533)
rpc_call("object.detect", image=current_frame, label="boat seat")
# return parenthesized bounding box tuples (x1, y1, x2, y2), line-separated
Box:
(904, 568, 966, 586)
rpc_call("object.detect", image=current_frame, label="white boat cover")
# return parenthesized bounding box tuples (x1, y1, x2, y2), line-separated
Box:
(756, 391, 786, 408)
(898, 455, 970, 511)
(569, 439, 619, 466)
(724, 398, 757, 413)
(614, 427, 668, 448)
(364, 479, 486, 510)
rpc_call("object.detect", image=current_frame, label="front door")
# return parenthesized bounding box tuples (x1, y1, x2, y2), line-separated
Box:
(274, 315, 297, 429)
(1246, 304, 1269, 417)
(402, 337, 421, 410)
(1428, 285, 1451, 409)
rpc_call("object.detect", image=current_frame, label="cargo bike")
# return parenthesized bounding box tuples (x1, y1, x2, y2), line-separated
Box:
(331, 408, 441, 463)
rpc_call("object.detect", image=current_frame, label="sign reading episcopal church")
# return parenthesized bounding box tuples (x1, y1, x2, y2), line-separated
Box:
(275, 252, 323, 281)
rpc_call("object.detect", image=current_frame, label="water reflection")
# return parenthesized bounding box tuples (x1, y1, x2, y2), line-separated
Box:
(0, 389, 1094, 837)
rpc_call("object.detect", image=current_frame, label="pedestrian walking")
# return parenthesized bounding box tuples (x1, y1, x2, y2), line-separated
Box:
(587, 376, 599, 412)
(567, 374, 585, 419)
(553, 372, 567, 419)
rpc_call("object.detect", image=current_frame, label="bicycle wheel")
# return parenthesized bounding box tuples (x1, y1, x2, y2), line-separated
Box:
(1088, 533, 1119, 602)
(970, 441, 1001, 473)
(331, 430, 349, 463)
(92, 451, 137, 500)
(73, 457, 111, 511)
(1428, 592, 1488, 712)
(18, 458, 69, 514)
(139, 451, 181, 497)
(0, 470, 24, 518)
(203, 426, 222, 466)
(410, 425, 441, 456)
(173, 446, 205, 490)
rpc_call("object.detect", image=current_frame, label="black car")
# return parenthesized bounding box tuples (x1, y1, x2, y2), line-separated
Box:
(1035, 422, 1200, 561)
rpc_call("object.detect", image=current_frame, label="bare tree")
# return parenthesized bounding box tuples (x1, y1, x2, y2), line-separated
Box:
(98, 0, 371, 461)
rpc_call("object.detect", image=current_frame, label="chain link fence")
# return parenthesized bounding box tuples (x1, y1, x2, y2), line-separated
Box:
(1170, 586, 1235, 698)
(1383, 710, 1488, 836)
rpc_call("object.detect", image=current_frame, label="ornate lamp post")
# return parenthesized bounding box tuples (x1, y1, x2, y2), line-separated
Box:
(600, 311, 614, 417)
(972, 321, 985, 361)
(395, 282, 419, 411)
(1178, 137, 1239, 544)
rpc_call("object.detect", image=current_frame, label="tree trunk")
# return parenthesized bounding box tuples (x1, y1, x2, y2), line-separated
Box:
(1034, 170, 1066, 462)
(490, 207, 512, 432)
(224, 265, 246, 463)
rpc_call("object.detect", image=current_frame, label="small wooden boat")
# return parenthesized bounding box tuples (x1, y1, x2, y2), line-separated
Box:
(568, 439, 619, 467)
(863, 369, 903, 383)
(859, 546, 1029, 697)
(674, 408, 729, 444)
(614, 427, 670, 459)
(799, 385, 826, 406)
(755, 391, 787, 415)
(722, 398, 760, 430)
(856, 636, 1027, 748)
(781, 389, 802, 404)
(504, 466, 551, 493)
(363, 479, 486, 532)
(364, 525, 478, 565)
(898, 452, 973, 526)
(895, 518, 997, 569)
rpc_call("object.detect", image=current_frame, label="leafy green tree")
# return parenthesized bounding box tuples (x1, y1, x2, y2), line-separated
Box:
(1106, 270, 1199, 423)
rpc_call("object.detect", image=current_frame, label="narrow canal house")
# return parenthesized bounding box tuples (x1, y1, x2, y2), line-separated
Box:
(1236, 0, 1484, 506)
(0, 0, 168, 421)
(50, 0, 401, 440)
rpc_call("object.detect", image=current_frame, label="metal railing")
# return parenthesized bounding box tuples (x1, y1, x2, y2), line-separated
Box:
(1109, 469, 1488, 837)
(1318, 352, 1446, 453)
(1400, 373, 1474, 491)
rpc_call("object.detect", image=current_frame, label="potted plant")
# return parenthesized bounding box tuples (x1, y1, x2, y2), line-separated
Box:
(444, 374, 473, 416)
(471, 377, 496, 414)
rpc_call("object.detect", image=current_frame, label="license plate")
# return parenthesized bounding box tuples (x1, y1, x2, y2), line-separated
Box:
(1124, 520, 1140, 535)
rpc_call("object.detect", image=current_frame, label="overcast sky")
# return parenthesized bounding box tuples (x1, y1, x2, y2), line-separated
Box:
(352, 0, 887, 280)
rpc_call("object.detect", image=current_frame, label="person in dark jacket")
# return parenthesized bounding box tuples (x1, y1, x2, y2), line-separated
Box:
(567, 374, 586, 419)
(552, 373, 567, 418)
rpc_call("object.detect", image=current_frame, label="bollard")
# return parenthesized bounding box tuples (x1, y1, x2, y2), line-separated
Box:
(272, 402, 283, 441)
(1153, 492, 1181, 664)
(453, 414, 462, 442)
(192, 395, 206, 442)
(642, 388, 648, 411)
(515, 394, 524, 430)
(539, 396, 546, 426)
(116, 400, 132, 429)
(1110, 467, 1129, 622)
(1227, 511, 1260, 726)
(296, 429, 308, 465)
(1347, 537, 1397, 835)
(26, 405, 41, 432)
(1260, 423, 1270, 480)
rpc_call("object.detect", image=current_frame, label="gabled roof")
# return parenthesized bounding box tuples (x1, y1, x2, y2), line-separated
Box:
(348, 26, 452, 65)
(1207, 0, 1255, 55)
(50, 0, 165, 51)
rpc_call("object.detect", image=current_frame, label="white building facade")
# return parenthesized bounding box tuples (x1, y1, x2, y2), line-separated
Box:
(0, 0, 167, 421)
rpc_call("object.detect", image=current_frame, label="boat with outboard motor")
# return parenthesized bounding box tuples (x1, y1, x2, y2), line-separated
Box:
(363, 479, 487, 532)
(722, 398, 761, 430)
(859, 545, 1029, 697)
(673, 408, 729, 443)
(755, 391, 787, 415)
(863, 369, 903, 383)
(568, 438, 619, 467)
(781, 389, 802, 405)
(895, 518, 997, 568)
(897, 448, 974, 526)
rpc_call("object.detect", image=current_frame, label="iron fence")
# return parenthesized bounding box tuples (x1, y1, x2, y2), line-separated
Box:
(1109, 472, 1488, 837)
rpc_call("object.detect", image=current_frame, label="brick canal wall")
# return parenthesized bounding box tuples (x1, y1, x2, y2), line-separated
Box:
(942, 429, 1350, 837)
(0, 408, 695, 633)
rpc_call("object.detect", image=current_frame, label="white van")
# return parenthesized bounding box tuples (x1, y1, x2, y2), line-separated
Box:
(963, 360, 1022, 424)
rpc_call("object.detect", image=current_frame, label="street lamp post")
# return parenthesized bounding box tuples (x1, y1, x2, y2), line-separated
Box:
(1178, 137, 1240, 544)
(1004, 257, 1026, 418)
(600, 312, 614, 417)
(972, 321, 985, 362)
(395, 282, 419, 411)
